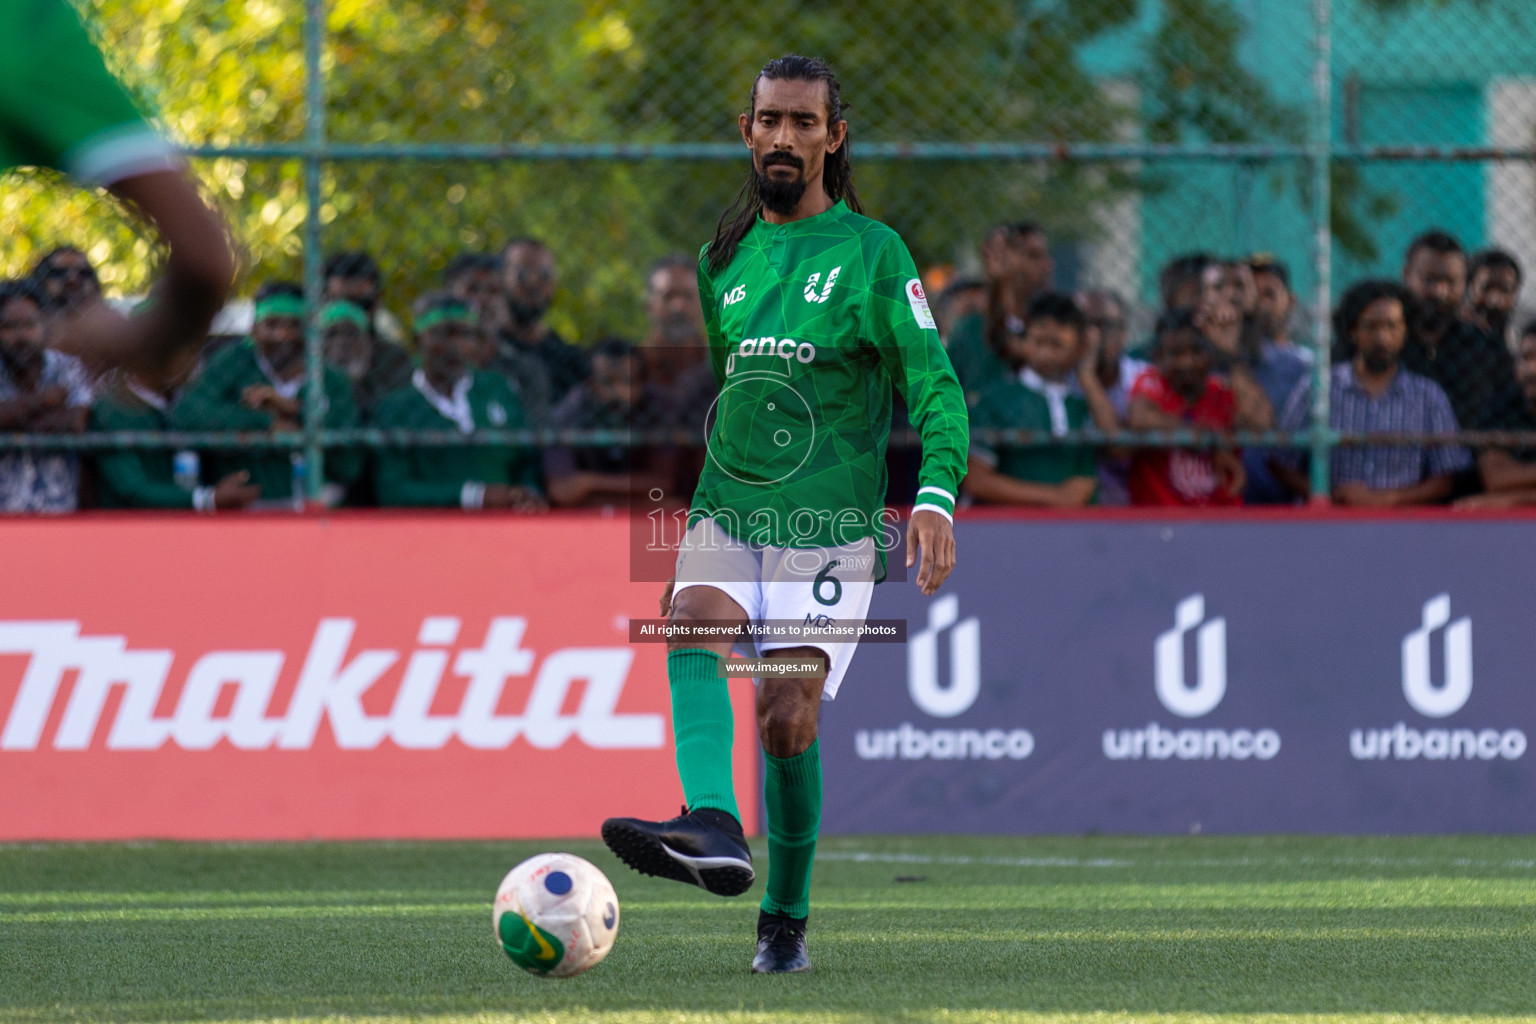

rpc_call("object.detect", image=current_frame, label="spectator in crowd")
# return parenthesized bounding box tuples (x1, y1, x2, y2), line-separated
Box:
(321, 299, 412, 420)
(446, 251, 552, 424)
(948, 221, 1054, 399)
(934, 276, 987, 344)
(0, 280, 91, 512)
(91, 342, 259, 511)
(1077, 288, 1143, 505)
(1462, 248, 1522, 347)
(1277, 279, 1467, 507)
(1238, 257, 1310, 504)
(1159, 252, 1216, 312)
(1251, 255, 1312, 363)
(1400, 230, 1514, 429)
(544, 337, 681, 508)
(500, 236, 587, 403)
(29, 246, 101, 313)
(443, 252, 504, 324)
(372, 292, 544, 511)
(640, 254, 708, 389)
(173, 282, 360, 504)
(324, 250, 406, 347)
(1459, 320, 1536, 508)
(963, 293, 1117, 507)
(1126, 308, 1253, 507)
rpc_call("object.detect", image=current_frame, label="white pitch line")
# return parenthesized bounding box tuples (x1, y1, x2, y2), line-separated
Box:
(816, 851, 1536, 870)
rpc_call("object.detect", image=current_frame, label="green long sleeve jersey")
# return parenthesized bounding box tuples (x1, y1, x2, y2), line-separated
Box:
(1, 2, 177, 184)
(170, 339, 361, 500)
(692, 200, 969, 561)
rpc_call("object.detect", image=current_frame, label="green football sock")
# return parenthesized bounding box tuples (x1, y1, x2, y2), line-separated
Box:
(667, 648, 739, 820)
(761, 738, 822, 919)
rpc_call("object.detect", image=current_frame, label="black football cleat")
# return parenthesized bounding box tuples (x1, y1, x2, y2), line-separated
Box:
(601, 806, 754, 896)
(751, 909, 811, 974)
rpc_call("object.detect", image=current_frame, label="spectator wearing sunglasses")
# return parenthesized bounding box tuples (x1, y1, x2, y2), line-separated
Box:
(30, 246, 100, 313)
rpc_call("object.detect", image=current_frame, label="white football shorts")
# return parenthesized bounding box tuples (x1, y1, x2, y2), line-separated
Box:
(672, 516, 876, 700)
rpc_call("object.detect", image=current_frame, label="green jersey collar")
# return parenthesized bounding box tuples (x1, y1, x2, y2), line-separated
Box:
(753, 199, 850, 236)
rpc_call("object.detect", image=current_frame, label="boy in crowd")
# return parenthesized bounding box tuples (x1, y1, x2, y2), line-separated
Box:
(321, 299, 412, 420)
(173, 282, 361, 504)
(372, 293, 544, 511)
(963, 293, 1117, 507)
(92, 343, 260, 511)
(1126, 308, 1257, 506)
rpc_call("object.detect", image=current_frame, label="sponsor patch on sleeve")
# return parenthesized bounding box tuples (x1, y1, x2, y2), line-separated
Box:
(905, 279, 937, 330)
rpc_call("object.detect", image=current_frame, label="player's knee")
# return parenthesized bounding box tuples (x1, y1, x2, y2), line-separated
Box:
(756, 685, 819, 756)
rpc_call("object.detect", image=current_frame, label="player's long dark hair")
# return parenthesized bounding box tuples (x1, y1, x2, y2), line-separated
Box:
(706, 55, 861, 275)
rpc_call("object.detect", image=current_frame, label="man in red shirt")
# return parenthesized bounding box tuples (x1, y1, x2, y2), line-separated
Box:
(1127, 308, 1261, 506)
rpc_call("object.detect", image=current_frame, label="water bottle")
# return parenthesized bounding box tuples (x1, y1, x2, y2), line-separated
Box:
(289, 452, 307, 512)
(172, 450, 200, 492)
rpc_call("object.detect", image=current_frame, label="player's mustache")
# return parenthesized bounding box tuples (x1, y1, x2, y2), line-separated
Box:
(760, 153, 804, 171)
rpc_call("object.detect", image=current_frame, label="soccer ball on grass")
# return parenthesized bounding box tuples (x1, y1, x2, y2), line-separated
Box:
(493, 853, 619, 977)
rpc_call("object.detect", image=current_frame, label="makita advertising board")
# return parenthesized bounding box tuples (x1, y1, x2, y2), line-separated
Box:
(823, 515, 1536, 834)
(0, 515, 758, 841)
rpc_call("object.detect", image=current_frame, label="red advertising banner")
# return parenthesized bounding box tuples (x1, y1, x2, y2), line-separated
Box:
(0, 513, 759, 840)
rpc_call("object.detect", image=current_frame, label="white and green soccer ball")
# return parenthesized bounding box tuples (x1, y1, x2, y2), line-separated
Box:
(493, 853, 619, 977)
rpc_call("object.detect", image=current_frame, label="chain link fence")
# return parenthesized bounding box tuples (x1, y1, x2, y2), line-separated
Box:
(3, 0, 1535, 510)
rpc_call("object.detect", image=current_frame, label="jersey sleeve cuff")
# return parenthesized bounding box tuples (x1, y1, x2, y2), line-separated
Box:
(914, 485, 956, 516)
(912, 502, 953, 523)
(66, 123, 181, 187)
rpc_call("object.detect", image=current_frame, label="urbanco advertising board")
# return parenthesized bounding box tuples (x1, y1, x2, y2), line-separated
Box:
(821, 515, 1535, 834)
(0, 514, 757, 840)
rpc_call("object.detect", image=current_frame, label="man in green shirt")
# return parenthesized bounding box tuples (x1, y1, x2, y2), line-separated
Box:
(172, 283, 360, 504)
(602, 55, 969, 974)
(371, 293, 544, 511)
(964, 292, 1110, 507)
(92, 346, 260, 511)
(3, 1, 233, 375)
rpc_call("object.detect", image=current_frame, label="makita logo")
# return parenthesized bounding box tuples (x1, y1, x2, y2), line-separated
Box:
(1349, 594, 1526, 761)
(1104, 594, 1281, 761)
(0, 618, 663, 752)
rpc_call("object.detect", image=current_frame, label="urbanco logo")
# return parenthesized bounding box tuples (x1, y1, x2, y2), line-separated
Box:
(1155, 593, 1225, 718)
(856, 594, 1032, 761)
(907, 594, 979, 718)
(1104, 594, 1280, 761)
(1402, 593, 1472, 718)
(1349, 594, 1525, 761)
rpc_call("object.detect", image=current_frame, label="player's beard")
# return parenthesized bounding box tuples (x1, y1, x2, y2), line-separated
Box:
(757, 154, 807, 215)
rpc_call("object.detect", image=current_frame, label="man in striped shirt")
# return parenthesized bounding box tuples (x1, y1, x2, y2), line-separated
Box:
(1276, 280, 1467, 505)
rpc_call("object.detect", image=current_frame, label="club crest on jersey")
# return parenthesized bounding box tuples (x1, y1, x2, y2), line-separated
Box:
(804, 267, 841, 304)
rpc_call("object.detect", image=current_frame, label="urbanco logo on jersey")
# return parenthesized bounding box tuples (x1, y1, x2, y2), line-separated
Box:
(1103, 594, 1281, 761)
(1349, 594, 1526, 761)
(855, 595, 1033, 761)
(804, 267, 841, 303)
(0, 618, 663, 753)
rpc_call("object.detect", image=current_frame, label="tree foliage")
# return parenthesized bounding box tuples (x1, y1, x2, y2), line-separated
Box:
(0, 0, 1403, 337)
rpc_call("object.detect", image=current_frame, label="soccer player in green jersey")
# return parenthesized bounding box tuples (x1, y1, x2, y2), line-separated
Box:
(3, 2, 233, 373)
(603, 55, 969, 974)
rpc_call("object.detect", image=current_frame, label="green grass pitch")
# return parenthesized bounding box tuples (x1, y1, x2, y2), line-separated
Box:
(2, 835, 1533, 1023)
